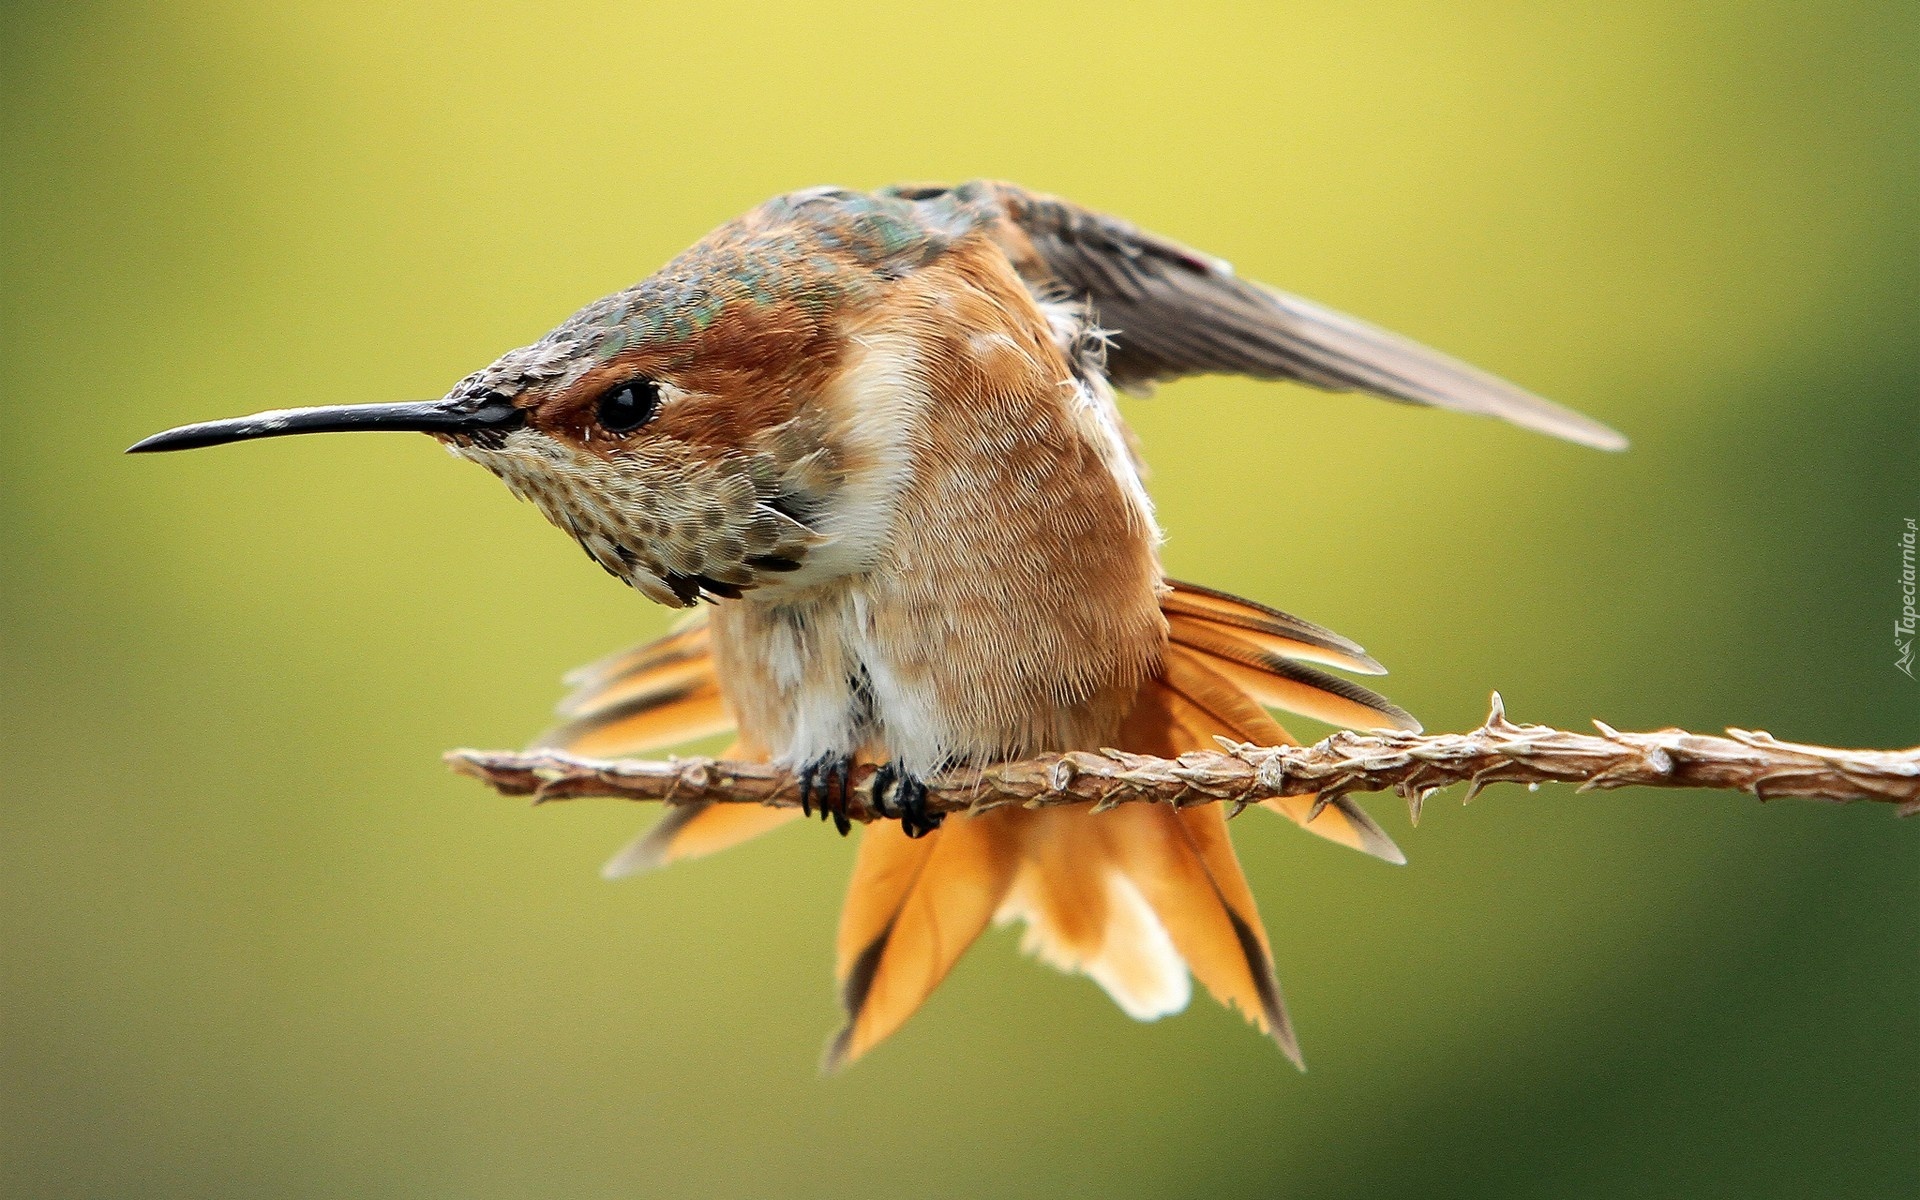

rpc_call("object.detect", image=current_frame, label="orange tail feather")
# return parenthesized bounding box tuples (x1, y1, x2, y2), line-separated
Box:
(598, 736, 801, 879)
(828, 815, 1020, 1070)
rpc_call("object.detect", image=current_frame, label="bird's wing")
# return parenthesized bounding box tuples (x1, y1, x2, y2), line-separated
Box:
(917, 181, 1625, 450)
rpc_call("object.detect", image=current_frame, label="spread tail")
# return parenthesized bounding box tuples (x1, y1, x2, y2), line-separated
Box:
(543, 583, 1412, 1065)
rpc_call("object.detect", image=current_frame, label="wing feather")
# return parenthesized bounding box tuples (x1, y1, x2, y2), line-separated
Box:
(896, 181, 1627, 450)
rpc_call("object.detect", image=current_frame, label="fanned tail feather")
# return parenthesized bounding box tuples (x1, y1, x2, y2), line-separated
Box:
(1155, 637, 1406, 864)
(993, 806, 1193, 1023)
(600, 799, 799, 879)
(956, 676, 1306, 1067)
(598, 737, 800, 880)
(557, 615, 712, 715)
(827, 814, 1020, 1070)
(1162, 580, 1386, 675)
(540, 621, 797, 877)
(538, 674, 734, 759)
(1164, 581, 1417, 732)
(1157, 583, 1413, 860)
(542, 613, 728, 755)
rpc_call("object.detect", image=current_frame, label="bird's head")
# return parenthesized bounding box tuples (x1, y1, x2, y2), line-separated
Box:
(127, 211, 917, 607)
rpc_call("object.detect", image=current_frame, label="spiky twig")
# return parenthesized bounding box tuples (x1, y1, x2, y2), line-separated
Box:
(446, 694, 1920, 823)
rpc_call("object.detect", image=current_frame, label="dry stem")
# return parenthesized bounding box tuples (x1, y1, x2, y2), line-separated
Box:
(446, 694, 1920, 824)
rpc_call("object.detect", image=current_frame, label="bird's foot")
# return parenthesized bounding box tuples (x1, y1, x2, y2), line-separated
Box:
(797, 755, 854, 836)
(870, 762, 943, 839)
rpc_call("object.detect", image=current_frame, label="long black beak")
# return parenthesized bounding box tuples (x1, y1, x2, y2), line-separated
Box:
(126, 394, 524, 454)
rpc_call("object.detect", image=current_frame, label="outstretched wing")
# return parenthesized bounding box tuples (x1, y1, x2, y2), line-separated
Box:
(889, 181, 1625, 450)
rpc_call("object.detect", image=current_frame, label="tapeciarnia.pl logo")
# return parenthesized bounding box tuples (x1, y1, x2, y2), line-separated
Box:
(1899, 517, 1917, 678)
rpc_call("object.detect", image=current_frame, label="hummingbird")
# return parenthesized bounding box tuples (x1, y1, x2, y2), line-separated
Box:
(131, 181, 1624, 1069)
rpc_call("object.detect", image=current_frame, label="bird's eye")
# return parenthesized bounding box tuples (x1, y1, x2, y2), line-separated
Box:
(594, 377, 661, 435)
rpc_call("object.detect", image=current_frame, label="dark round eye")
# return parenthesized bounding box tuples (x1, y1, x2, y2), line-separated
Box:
(594, 377, 660, 435)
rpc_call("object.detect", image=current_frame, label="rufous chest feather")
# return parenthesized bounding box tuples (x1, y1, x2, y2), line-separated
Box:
(709, 237, 1167, 774)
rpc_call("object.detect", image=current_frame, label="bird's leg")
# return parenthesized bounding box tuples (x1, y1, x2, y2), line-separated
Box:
(798, 754, 854, 836)
(870, 761, 943, 839)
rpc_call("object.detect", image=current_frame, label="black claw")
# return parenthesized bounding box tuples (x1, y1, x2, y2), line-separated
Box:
(900, 773, 943, 839)
(798, 755, 855, 836)
(828, 757, 852, 836)
(797, 761, 817, 818)
(870, 761, 899, 819)
(869, 761, 943, 839)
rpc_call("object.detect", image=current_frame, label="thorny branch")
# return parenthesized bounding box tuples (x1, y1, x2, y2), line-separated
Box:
(447, 694, 1920, 824)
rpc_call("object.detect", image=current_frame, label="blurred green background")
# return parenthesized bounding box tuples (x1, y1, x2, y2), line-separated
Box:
(4, 2, 1915, 1197)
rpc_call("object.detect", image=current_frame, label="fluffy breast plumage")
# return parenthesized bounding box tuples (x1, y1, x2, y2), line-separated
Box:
(711, 234, 1167, 774)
